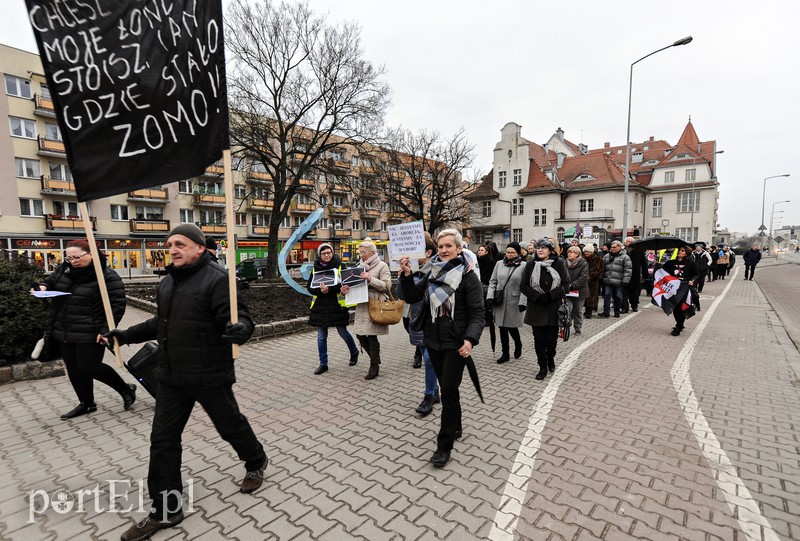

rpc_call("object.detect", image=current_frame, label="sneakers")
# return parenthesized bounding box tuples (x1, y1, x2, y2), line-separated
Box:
(430, 449, 451, 468)
(122, 385, 137, 411)
(240, 457, 268, 494)
(313, 365, 328, 375)
(415, 395, 434, 416)
(60, 402, 97, 420)
(120, 511, 184, 541)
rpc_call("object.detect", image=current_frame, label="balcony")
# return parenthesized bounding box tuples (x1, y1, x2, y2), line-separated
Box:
(290, 201, 316, 214)
(40, 176, 76, 194)
(296, 177, 316, 191)
(247, 170, 272, 184)
(290, 151, 312, 163)
(251, 225, 270, 237)
(128, 187, 169, 202)
(328, 205, 351, 216)
(556, 209, 615, 222)
(366, 230, 386, 240)
(129, 219, 170, 234)
(359, 165, 377, 177)
(248, 198, 273, 211)
(199, 223, 226, 234)
(333, 228, 362, 240)
(45, 214, 96, 232)
(328, 158, 351, 172)
(193, 192, 226, 207)
(387, 211, 405, 222)
(202, 163, 224, 178)
(360, 208, 381, 218)
(37, 136, 66, 158)
(34, 94, 56, 118)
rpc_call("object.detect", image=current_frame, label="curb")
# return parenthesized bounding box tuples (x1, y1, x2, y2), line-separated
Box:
(0, 359, 65, 385)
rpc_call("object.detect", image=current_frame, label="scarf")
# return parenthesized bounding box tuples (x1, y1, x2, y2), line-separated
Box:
(529, 259, 561, 294)
(359, 253, 381, 271)
(566, 257, 580, 269)
(426, 255, 465, 320)
(503, 256, 522, 267)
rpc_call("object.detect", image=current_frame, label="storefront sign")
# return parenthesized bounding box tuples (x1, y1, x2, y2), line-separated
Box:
(107, 239, 142, 249)
(12, 238, 60, 249)
(145, 241, 169, 249)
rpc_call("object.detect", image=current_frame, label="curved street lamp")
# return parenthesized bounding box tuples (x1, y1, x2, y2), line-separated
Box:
(623, 36, 693, 238)
(760, 174, 790, 238)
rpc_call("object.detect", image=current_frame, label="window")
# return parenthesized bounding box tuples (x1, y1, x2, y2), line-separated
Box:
(110, 205, 129, 221)
(664, 171, 675, 183)
(498, 171, 506, 188)
(649, 228, 661, 236)
(49, 163, 72, 181)
(331, 218, 344, 229)
(5, 75, 31, 98)
(196, 181, 222, 194)
(53, 201, 79, 217)
(200, 210, 223, 224)
(652, 197, 663, 217)
(234, 185, 247, 199)
(482, 201, 492, 218)
(513, 169, 522, 186)
(685, 168, 696, 182)
(136, 206, 163, 220)
(381, 222, 387, 231)
(293, 216, 302, 227)
(556, 227, 565, 243)
(579, 199, 594, 212)
(634, 193, 639, 212)
(179, 209, 194, 223)
(319, 218, 329, 229)
(333, 196, 346, 207)
(45, 123, 61, 140)
(319, 195, 327, 206)
(235, 213, 247, 226)
(533, 209, 547, 226)
(281, 216, 291, 228)
(9, 117, 36, 139)
(16, 158, 40, 178)
(20, 198, 44, 217)
(178, 180, 193, 194)
(330, 150, 343, 161)
(252, 213, 270, 226)
(675, 227, 698, 243)
(677, 192, 700, 213)
(512, 198, 524, 215)
(40, 84, 51, 99)
(352, 220, 360, 230)
(512, 228, 523, 243)
(364, 220, 374, 230)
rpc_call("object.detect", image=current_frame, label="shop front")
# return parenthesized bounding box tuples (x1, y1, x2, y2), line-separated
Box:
(144, 240, 171, 273)
(236, 240, 269, 263)
(340, 239, 389, 263)
(8, 237, 63, 272)
(106, 239, 143, 277)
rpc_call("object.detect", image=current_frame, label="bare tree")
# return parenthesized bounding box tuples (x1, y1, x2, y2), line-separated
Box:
(225, 0, 390, 278)
(366, 128, 476, 235)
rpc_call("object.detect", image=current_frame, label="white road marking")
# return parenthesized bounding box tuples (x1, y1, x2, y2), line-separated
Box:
(671, 267, 779, 541)
(489, 311, 641, 540)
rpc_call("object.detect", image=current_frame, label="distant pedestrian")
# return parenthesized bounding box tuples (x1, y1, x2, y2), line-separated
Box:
(715, 246, 730, 280)
(564, 246, 589, 335)
(726, 246, 735, 276)
(487, 242, 526, 364)
(582, 245, 603, 319)
(661, 246, 699, 336)
(476, 244, 497, 358)
(692, 245, 711, 293)
(599, 241, 632, 318)
(743, 244, 762, 281)
(307, 243, 359, 375)
(708, 245, 719, 282)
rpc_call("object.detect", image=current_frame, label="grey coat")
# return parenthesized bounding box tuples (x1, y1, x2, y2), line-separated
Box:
(352, 260, 392, 336)
(565, 257, 590, 300)
(602, 249, 632, 287)
(486, 261, 526, 328)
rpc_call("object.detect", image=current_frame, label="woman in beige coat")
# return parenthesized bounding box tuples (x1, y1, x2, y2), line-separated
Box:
(341, 240, 392, 380)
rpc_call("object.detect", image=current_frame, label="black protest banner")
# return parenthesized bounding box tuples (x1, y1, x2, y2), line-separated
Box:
(25, 0, 229, 201)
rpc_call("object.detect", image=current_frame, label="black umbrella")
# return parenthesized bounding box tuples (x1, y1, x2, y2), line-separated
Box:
(488, 324, 496, 352)
(464, 356, 484, 403)
(631, 235, 692, 252)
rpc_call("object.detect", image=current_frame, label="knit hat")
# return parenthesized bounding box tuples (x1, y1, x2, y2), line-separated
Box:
(168, 224, 206, 247)
(535, 238, 555, 250)
(506, 242, 521, 256)
(317, 243, 334, 255)
(582, 244, 595, 253)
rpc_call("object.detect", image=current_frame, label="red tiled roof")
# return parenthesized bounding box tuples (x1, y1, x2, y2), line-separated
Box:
(463, 170, 499, 200)
(518, 143, 562, 194)
(559, 153, 626, 190)
(677, 119, 700, 148)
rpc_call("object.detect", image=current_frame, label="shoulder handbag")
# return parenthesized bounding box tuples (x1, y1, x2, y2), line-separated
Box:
(492, 265, 519, 305)
(368, 289, 404, 325)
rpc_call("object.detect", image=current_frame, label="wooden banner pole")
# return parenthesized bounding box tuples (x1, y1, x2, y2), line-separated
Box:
(78, 202, 123, 368)
(223, 149, 240, 359)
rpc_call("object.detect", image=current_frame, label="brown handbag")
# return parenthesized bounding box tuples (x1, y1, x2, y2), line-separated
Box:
(368, 289, 404, 325)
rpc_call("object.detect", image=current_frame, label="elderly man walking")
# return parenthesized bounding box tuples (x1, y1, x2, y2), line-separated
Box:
(743, 244, 762, 281)
(598, 240, 632, 318)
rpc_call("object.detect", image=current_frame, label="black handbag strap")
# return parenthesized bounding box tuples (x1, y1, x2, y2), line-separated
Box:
(496, 264, 519, 294)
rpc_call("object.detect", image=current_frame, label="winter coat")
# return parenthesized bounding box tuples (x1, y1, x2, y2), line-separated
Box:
(520, 255, 569, 327)
(123, 251, 253, 390)
(476, 254, 496, 286)
(398, 263, 484, 351)
(486, 260, 526, 328)
(743, 249, 762, 266)
(661, 257, 699, 284)
(307, 255, 350, 328)
(693, 250, 711, 273)
(396, 270, 426, 346)
(45, 258, 126, 344)
(728, 251, 736, 267)
(602, 249, 632, 287)
(565, 256, 590, 300)
(584, 253, 604, 310)
(626, 247, 648, 289)
(351, 259, 392, 336)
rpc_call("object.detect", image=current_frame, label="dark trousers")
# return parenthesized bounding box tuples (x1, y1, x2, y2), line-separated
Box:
(695, 272, 706, 293)
(673, 306, 687, 330)
(708, 264, 716, 282)
(602, 285, 624, 315)
(61, 342, 130, 404)
(148, 383, 265, 517)
(426, 348, 465, 452)
(499, 326, 521, 355)
(531, 326, 559, 368)
(745, 264, 757, 280)
(623, 282, 641, 310)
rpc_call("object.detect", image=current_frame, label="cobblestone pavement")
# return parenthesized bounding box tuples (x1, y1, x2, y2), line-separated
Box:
(1, 264, 798, 540)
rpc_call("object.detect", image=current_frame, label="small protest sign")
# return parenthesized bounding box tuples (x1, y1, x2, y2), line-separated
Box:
(25, 0, 229, 201)
(340, 266, 366, 287)
(310, 269, 338, 289)
(387, 221, 426, 259)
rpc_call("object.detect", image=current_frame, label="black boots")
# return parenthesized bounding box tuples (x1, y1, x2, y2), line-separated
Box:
(364, 338, 381, 380)
(413, 347, 422, 369)
(415, 395, 434, 416)
(122, 384, 136, 410)
(496, 352, 510, 364)
(349, 352, 358, 366)
(60, 402, 97, 420)
(430, 449, 451, 468)
(513, 341, 522, 359)
(548, 358, 555, 373)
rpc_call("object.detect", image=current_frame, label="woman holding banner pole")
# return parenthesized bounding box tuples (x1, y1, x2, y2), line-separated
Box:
(660, 245, 699, 336)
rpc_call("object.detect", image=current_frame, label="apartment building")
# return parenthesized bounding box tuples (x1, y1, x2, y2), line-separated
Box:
(467, 121, 720, 247)
(0, 44, 421, 274)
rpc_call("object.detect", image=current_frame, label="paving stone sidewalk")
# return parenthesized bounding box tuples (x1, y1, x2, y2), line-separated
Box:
(0, 265, 798, 540)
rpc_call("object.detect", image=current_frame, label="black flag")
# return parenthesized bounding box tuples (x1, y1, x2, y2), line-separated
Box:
(25, 0, 229, 201)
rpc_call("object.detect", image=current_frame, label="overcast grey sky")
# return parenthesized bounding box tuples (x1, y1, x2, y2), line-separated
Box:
(3, 0, 798, 235)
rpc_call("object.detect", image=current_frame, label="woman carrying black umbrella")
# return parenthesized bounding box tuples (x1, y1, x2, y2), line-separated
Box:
(398, 229, 484, 468)
(661, 245, 699, 336)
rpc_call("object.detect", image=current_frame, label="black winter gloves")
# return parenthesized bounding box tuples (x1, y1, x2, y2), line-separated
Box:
(222, 321, 252, 345)
(102, 329, 127, 350)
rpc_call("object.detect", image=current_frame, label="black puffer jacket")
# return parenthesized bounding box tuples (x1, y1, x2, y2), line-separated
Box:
(307, 254, 350, 328)
(123, 252, 253, 390)
(45, 258, 126, 344)
(398, 259, 484, 351)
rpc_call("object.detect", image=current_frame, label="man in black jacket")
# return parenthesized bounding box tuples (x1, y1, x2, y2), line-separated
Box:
(106, 224, 266, 541)
(622, 237, 648, 312)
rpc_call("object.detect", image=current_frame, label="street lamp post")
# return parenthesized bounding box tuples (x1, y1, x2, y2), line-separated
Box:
(760, 174, 790, 238)
(689, 149, 724, 241)
(623, 36, 693, 239)
(769, 200, 790, 252)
